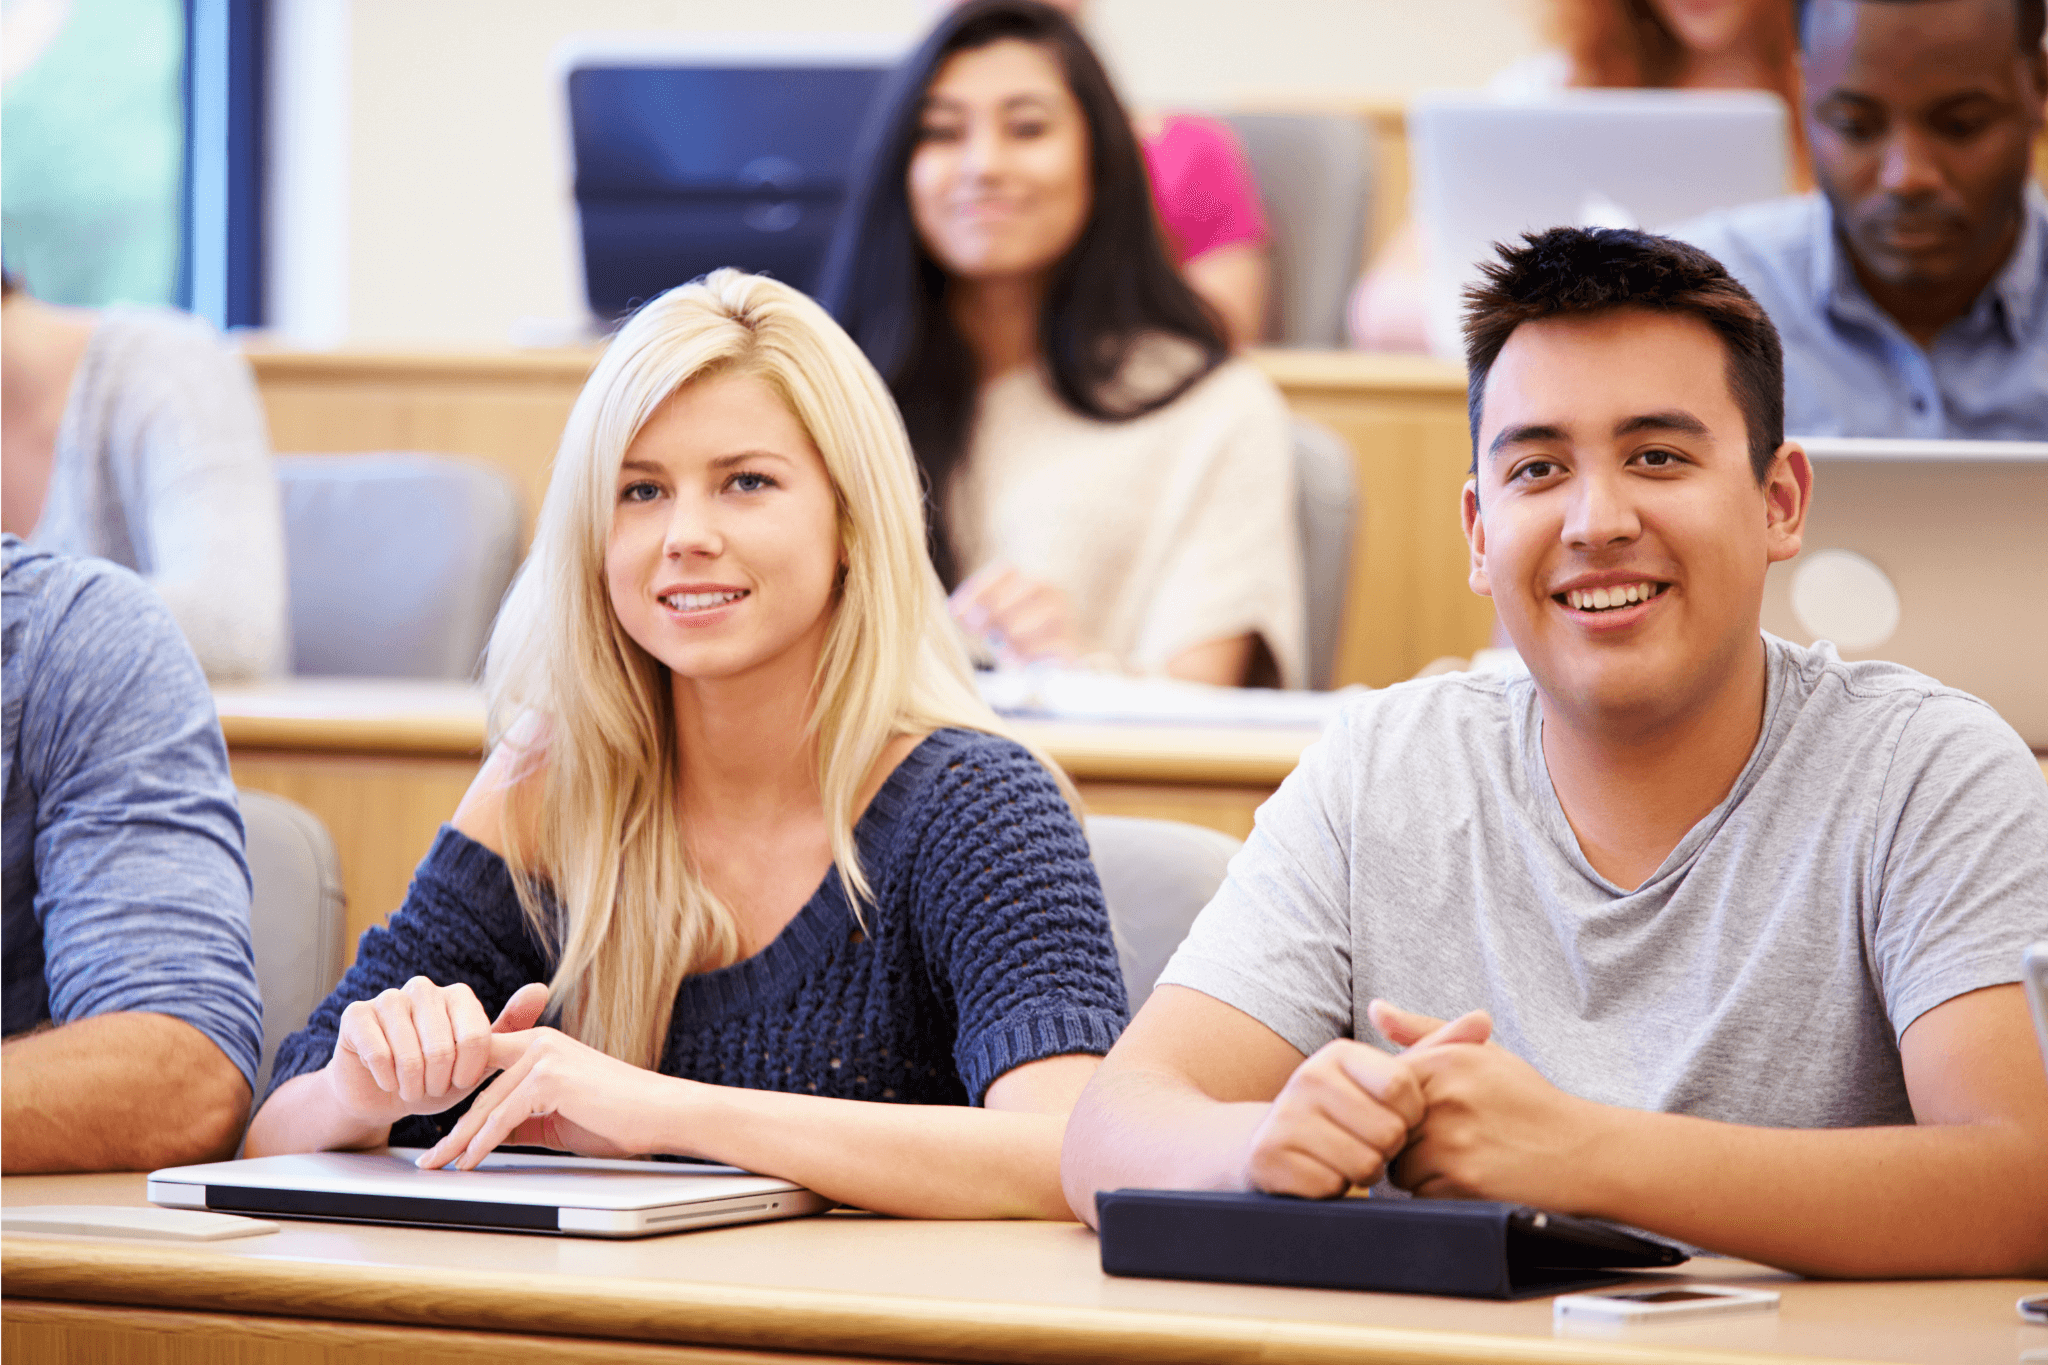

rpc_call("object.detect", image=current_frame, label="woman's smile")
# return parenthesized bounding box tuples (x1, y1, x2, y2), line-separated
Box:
(657, 585, 752, 627)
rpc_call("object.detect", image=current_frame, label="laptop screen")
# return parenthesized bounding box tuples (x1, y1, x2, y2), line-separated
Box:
(564, 40, 900, 320)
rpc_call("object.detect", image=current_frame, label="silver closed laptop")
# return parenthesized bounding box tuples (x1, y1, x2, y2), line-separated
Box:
(1760, 438, 2048, 749)
(1409, 89, 1789, 358)
(149, 1149, 831, 1238)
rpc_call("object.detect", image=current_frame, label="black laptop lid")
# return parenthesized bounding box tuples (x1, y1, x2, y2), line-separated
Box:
(1096, 1190, 1688, 1301)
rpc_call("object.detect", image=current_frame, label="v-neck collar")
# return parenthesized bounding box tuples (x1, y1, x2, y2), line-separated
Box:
(1515, 643, 1791, 897)
(665, 728, 963, 1028)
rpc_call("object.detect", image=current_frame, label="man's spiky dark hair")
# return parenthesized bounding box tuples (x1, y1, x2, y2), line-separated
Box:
(1461, 227, 1785, 482)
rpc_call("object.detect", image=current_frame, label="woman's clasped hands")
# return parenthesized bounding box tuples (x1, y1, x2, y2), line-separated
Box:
(324, 975, 668, 1170)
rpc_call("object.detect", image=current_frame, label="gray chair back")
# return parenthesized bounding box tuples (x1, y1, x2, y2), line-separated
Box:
(278, 453, 522, 678)
(240, 789, 346, 1099)
(1293, 418, 1359, 691)
(1221, 113, 1374, 347)
(1088, 815, 1243, 1011)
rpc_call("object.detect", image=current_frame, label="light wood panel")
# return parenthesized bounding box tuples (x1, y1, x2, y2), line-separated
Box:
(248, 347, 1491, 687)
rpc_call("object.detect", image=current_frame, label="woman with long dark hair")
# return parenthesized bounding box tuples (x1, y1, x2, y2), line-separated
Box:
(819, 0, 1305, 688)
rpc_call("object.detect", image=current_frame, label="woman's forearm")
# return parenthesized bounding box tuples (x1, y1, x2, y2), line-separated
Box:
(243, 1069, 393, 1158)
(654, 1079, 1075, 1220)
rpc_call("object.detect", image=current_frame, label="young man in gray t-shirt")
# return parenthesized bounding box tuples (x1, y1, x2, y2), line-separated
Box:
(1061, 228, 2048, 1276)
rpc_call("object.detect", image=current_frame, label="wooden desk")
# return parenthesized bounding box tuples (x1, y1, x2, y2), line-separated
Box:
(8, 1172, 2044, 1365)
(248, 347, 1493, 688)
(215, 680, 1317, 961)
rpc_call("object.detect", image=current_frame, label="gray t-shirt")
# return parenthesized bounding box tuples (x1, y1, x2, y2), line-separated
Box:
(1159, 636, 2048, 1133)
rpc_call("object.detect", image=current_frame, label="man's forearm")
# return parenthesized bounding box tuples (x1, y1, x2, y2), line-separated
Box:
(1568, 1106, 2048, 1278)
(2, 1012, 251, 1173)
(1061, 1067, 1270, 1226)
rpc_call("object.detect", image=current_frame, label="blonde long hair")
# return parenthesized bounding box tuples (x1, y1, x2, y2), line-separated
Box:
(483, 269, 1054, 1070)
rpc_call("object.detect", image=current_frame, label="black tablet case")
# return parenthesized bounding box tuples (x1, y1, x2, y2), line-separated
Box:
(1096, 1190, 1687, 1301)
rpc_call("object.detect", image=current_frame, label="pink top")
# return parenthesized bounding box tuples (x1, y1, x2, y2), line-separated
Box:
(1140, 115, 1270, 265)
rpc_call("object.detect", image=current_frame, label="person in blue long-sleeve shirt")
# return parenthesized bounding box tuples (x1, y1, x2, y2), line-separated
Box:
(2, 534, 263, 1171)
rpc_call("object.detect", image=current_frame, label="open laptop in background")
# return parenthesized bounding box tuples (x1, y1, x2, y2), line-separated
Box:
(1408, 90, 1789, 359)
(150, 1150, 831, 1239)
(1759, 438, 2048, 750)
(560, 34, 903, 324)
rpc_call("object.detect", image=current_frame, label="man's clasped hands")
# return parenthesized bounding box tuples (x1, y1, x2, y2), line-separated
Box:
(1245, 1000, 1617, 1209)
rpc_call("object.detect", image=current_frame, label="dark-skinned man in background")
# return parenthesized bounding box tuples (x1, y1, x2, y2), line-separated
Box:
(1677, 0, 2047, 438)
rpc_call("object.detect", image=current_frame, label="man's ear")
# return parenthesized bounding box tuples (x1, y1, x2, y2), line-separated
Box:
(1461, 478, 1493, 598)
(1763, 441, 1812, 565)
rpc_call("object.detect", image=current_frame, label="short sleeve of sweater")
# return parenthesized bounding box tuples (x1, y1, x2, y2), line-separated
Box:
(262, 825, 553, 1109)
(1142, 115, 1269, 264)
(905, 733, 1129, 1103)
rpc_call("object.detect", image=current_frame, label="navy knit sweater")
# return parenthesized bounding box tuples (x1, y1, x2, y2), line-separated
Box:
(266, 728, 1129, 1147)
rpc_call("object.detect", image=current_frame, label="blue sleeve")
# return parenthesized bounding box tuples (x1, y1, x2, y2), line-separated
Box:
(14, 556, 263, 1088)
(908, 736, 1128, 1104)
(263, 825, 553, 1134)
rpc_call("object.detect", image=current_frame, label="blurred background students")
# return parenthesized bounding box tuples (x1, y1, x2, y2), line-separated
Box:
(1675, 0, 2047, 438)
(0, 272, 287, 679)
(824, 0, 1305, 688)
(955, 0, 1274, 347)
(1495, 0, 1800, 99)
(2, 535, 263, 1173)
(1134, 104, 1273, 350)
(1351, 0, 1804, 353)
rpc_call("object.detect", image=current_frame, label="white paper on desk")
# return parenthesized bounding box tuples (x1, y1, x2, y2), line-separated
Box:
(976, 667, 1364, 728)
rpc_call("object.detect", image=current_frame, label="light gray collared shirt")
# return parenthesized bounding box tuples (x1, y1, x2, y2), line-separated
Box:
(1672, 189, 2048, 440)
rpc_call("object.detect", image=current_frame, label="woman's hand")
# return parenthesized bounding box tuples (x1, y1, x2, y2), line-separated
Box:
(949, 563, 1086, 667)
(325, 977, 549, 1127)
(415, 1027, 671, 1170)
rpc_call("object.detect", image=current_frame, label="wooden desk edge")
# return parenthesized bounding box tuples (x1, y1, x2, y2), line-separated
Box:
(245, 348, 601, 384)
(1249, 347, 1468, 395)
(218, 713, 486, 757)
(214, 706, 1320, 787)
(245, 343, 1469, 397)
(0, 1238, 1859, 1365)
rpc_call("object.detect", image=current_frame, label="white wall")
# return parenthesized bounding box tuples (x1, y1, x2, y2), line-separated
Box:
(310, 0, 1542, 345)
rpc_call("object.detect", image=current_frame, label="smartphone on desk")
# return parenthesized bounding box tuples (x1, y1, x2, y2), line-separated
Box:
(1554, 1285, 1780, 1323)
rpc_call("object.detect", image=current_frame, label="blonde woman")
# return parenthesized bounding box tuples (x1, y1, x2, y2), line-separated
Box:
(245, 271, 1128, 1219)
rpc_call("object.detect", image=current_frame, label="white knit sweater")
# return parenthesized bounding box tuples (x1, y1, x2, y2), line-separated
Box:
(948, 356, 1307, 687)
